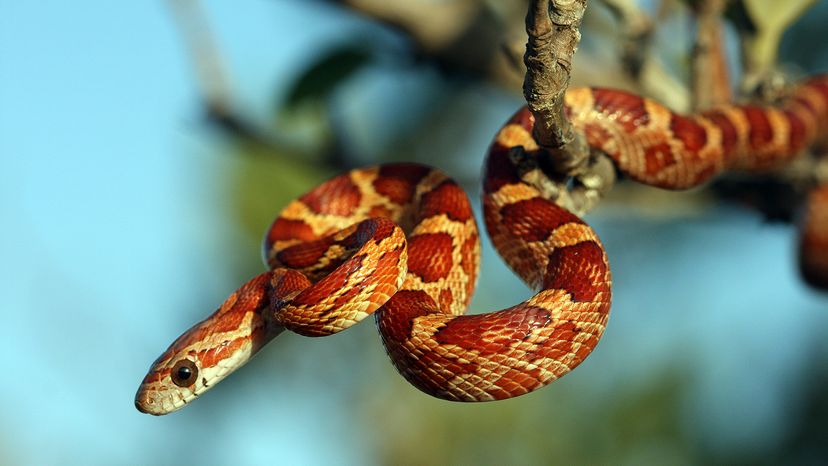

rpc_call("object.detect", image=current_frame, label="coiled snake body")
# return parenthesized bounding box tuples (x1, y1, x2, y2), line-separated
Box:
(136, 76, 828, 415)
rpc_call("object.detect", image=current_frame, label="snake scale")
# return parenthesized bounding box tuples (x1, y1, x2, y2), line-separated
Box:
(136, 75, 828, 415)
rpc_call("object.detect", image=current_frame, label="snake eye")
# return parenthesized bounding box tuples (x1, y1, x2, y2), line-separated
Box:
(171, 359, 199, 387)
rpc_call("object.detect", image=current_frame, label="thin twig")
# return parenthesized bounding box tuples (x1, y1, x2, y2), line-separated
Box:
(167, 0, 233, 117)
(167, 0, 348, 168)
(598, 0, 653, 80)
(339, 0, 479, 53)
(690, 0, 731, 110)
(596, 0, 689, 111)
(336, 0, 526, 88)
(167, 0, 266, 142)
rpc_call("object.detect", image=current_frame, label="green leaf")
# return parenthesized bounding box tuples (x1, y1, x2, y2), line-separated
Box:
(743, 0, 816, 34)
(283, 44, 373, 109)
(740, 0, 817, 75)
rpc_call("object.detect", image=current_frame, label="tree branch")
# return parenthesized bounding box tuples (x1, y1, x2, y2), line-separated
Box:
(335, 0, 525, 88)
(597, 0, 689, 112)
(520, 0, 615, 215)
(598, 0, 653, 80)
(167, 0, 352, 169)
(690, 0, 731, 110)
(523, 0, 590, 173)
(167, 0, 233, 118)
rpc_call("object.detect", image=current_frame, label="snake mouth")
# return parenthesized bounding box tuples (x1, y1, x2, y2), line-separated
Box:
(134, 388, 164, 415)
(134, 384, 188, 416)
(134, 396, 151, 414)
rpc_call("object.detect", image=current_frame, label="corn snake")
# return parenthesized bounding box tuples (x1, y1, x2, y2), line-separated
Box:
(136, 75, 828, 415)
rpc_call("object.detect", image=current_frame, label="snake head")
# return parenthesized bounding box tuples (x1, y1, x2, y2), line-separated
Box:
(136, 216, 408, 414)
(135, 272, 282, 415)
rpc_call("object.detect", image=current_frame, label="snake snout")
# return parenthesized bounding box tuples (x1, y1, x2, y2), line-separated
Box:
(134, 395, 150, 414)
(134, 389, 157, 415)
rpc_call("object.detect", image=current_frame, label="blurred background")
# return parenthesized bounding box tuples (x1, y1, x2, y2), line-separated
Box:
(2, 0, 828, 464)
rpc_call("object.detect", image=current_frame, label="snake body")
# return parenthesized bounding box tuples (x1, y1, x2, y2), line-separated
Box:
(136, 76, 828, 415)
(801, 184, 828, 288)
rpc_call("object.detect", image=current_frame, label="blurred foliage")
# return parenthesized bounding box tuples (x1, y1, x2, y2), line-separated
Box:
(771, 362, 828, 465)
(223, 139, 330, 252)
(779, 0, 828, 69)
(740, 0, 817, 34)
(283, 43, 374, 110)
(729, 0, 818, 78)
(357, 370, 705, 465)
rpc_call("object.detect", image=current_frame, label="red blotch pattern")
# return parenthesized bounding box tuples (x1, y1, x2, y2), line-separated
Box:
(499, 197, 581, 243)
(276, 220, 385, 278)
(483, 146, 521, 194)
(544, 241, 610, 303)
(407, 233, 454, 282)
(277, 237, 339, 270)
(643, 142, 677, 176)
(197, 337, 249, 370)
(302, 175, 362, 216)
(368, 205, 393, 219)
(460, 233, 478, 279)
(209, 273, 271, 334)
(591, 89, 649, 133)
(420, 181, 472, 222)
(433, 307, 552, 351)
(670, 114, 707, 152)
(702, 110, 738, 157)
(291, 253, 367, 306)
(265, 218, 315, 246)
(582, 122, 620, 160)
(742, 106, 773, 151)
(784, 110, 807, 154)
(269, 269, 312, 304)
(439, 289, 454, 313)
(374, 164, 431, 204)
(376, 290, 440, 344)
